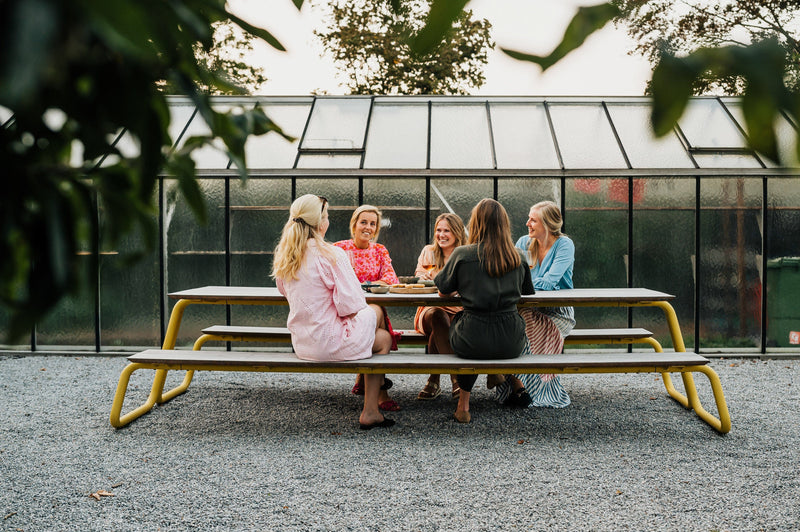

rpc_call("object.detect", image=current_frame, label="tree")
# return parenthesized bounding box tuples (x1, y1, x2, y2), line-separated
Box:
(611, 0, 800, 95)
(0, 0, 295, 342)
(314, 0, 493, 95)
(159, 21, 269, 95)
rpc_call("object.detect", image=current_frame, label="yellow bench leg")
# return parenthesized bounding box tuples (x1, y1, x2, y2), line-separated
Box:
(661, 365, 731, 434)
(110, 364, 195, 428)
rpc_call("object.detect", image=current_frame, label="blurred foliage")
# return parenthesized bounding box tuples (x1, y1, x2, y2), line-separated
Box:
(159, 21, 268, 95)
(0, 0, 297, 342)
(315, 0, 493, 94)
(612, 0, 800, 95)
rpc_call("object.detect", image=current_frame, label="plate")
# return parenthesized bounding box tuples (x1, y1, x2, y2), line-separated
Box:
(389, 286, 438, 294)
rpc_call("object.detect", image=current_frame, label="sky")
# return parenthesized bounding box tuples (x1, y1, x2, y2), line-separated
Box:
(227, 0, 654, 96)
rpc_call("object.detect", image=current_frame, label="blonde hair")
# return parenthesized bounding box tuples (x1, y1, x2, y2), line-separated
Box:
(467, 198, 520, 278)
(527, 200, 565, 266)
(431, 213, 466, 269)
(349, 205, 383, 242)
(272, 194, 335, 281)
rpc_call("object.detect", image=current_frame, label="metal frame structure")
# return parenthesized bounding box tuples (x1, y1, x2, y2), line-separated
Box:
(8, 95, 799, 354)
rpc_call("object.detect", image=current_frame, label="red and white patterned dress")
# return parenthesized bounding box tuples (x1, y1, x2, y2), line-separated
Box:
(333, 240, 399, 285)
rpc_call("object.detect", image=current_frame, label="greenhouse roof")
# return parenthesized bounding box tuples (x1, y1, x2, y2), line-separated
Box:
(158, 95, 799, 176)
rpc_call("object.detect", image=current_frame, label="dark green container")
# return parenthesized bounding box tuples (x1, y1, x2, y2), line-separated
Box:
(767, 257, 800, 347)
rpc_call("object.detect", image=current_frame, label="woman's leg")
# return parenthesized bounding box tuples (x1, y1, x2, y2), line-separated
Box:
(416, 307, 449, 399)
(359, 373, 393, 428)
(454, 376, 475, 423)
(370, 304, 398, 410)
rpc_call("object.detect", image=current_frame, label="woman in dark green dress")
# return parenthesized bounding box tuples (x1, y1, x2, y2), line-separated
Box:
(434, 198, 534, 423)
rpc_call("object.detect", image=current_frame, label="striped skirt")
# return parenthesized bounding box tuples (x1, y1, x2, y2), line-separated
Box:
(494, 307, 572, 408)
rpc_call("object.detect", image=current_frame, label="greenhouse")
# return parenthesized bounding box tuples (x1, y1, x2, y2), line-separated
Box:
(3, 94, 799, 354)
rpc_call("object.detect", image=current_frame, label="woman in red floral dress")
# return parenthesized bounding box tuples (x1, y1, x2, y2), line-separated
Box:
(335, 205, 400, 411)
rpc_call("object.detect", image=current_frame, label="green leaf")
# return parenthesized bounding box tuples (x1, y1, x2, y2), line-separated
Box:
(409, 0, 471, 56)
(500, 3, 620, 71)
(291, 0, 305, 9)
(225, 12, 286, 52)
(166, 149, 208, 225)
(649, 54, 696, 137)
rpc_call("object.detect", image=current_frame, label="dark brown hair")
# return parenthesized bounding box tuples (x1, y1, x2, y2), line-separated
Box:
(467, 199, 520, 277)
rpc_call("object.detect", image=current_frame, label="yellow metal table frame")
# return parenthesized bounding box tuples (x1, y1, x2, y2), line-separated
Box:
(110, 287, 731, 433)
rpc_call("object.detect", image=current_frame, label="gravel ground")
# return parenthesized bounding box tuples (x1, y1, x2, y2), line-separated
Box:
(1, 353, 798, 532)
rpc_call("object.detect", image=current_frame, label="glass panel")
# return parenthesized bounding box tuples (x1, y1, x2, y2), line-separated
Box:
(301, 98, 371, 149)
(699, 177, 762, 349)
(565, 177, 629, 334)
(549, 104, 628, 168)
(99, 189, 160, 349)
(167, 103, 198, 148)
(606, 104, 695, 168)
(678, 99, 747, 148)
(774, 115, 800, 168)
(0, 307, 29, 350)
(693, 153, 763, 168)
(498, 178, 562, 236)
(296, 154, 362, 168)
(36, 256, 95, 348)
(722, 99, 799, 168)
(427, 178, 493, 228)
(632, 178, 696, 350)
(229, 179, 292, 329)
(297, 178, 361, 246)
(242, 104, 311, 169)
(229, 179, 291, 288)
(361, 179, 428, 281)
(489, 103, 560, 169)
(173, 106, 232, 169)
(363, 103, 428, 169)
(766, 177, 800, 348)
(429, 105, 493, 168)
(164, 179, 227, 348)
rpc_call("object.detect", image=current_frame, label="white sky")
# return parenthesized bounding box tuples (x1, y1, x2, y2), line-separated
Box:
(228, 0, 653, 96)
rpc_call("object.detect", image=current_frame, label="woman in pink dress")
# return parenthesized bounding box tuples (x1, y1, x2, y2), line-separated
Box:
(334, 205, 401, 411)
(273, 194, 394, 430)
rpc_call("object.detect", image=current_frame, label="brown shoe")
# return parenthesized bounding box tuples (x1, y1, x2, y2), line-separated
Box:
(453, 410, 471, 423)
(486, 374, 505, 389)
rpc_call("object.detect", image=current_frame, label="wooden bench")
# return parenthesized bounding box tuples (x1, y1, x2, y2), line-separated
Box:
(109, 348, 730, 434)
(192, 325, 664, 352)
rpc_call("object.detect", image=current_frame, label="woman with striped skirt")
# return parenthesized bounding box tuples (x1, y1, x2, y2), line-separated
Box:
(493, 200, 575, 408)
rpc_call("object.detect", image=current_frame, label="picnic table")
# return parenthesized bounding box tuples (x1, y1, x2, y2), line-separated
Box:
(110, 286, 730, 433)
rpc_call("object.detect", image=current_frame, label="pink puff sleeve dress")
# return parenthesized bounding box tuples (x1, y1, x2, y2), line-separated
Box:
(276, 241, 376, 361)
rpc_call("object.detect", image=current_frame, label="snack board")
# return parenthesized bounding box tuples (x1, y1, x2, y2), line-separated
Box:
(389, 284, 438, 294)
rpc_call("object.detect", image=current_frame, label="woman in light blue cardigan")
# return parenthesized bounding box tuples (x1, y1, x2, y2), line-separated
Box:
(493, 200, 575, 408)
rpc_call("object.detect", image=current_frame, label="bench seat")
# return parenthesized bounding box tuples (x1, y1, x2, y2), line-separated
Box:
(194, 325, 664, 351)
(110, 348, 729, 434)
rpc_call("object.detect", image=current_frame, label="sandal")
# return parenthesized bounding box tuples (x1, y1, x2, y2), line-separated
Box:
(351, 377, 364, 396)
(416, 381, 441, 400)
(379, 399, 401, 412)
(450, 376, 461, 399)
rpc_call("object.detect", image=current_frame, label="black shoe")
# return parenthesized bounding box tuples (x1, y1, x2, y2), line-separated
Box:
(504, 388, 532, 408)
(359, 417, 396, 430)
